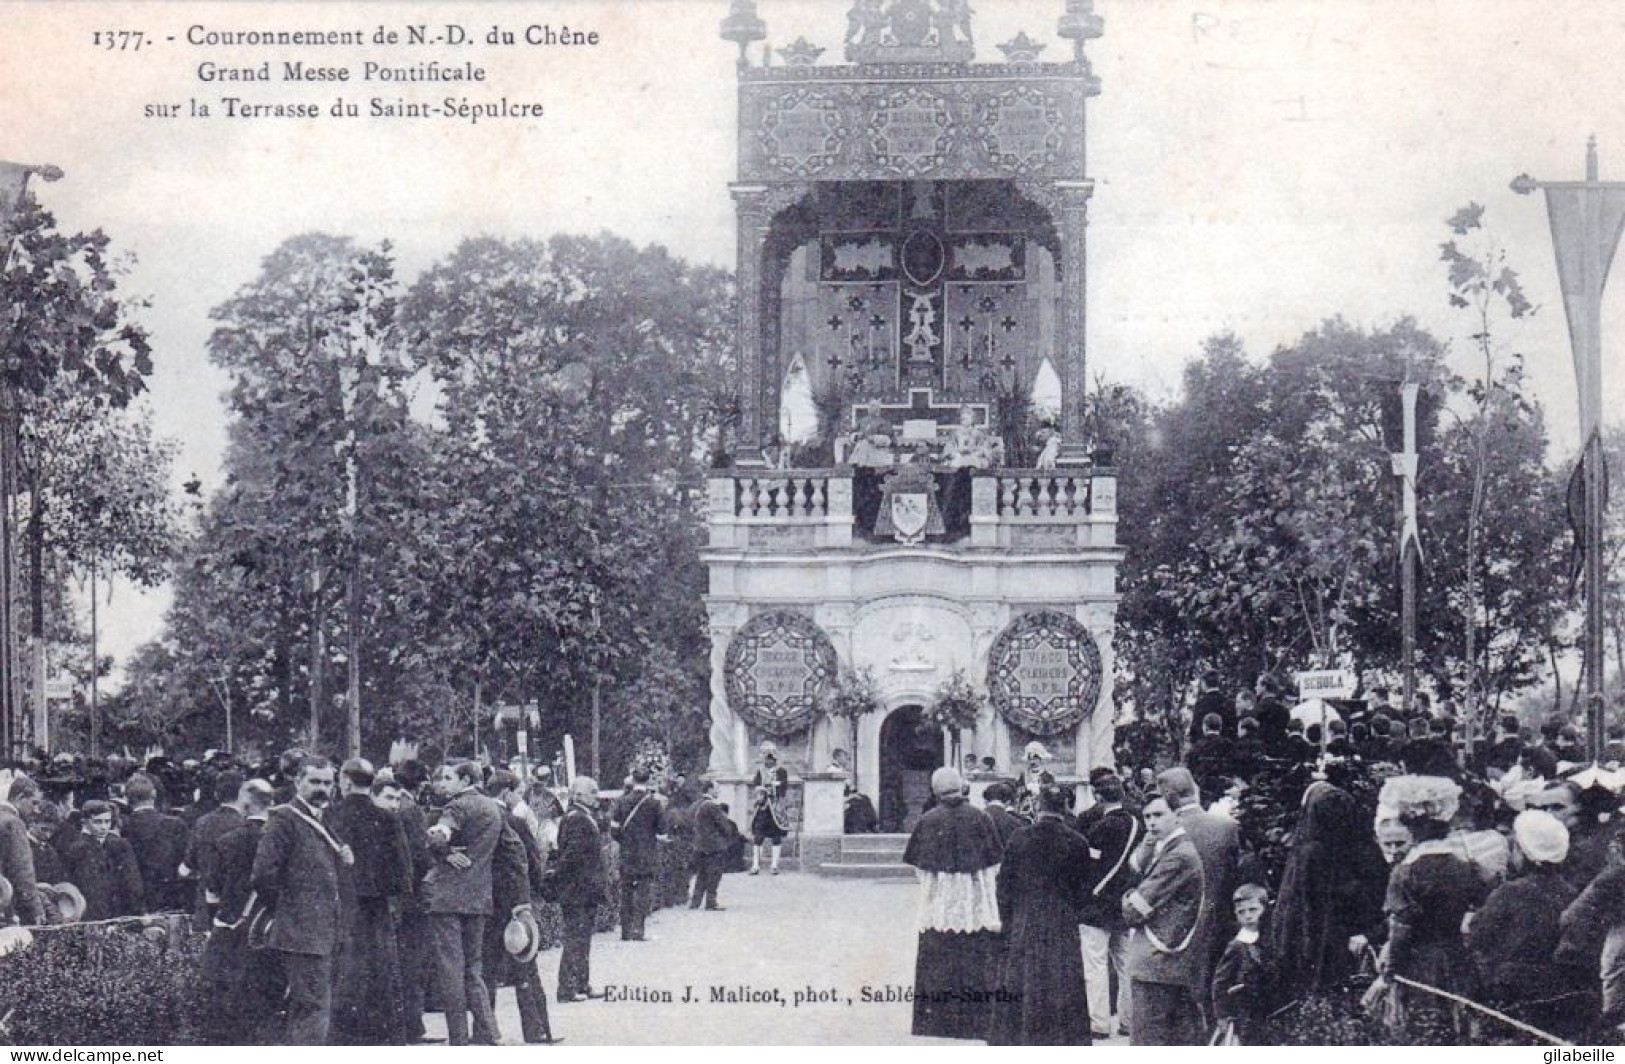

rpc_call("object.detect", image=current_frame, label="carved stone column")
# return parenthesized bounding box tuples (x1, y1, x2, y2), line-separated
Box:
(705, 600, 748, 775)
(812, 602, 856, 771)
(1076, 601, 1117, 772)
(969, 602, 1006, 764)
(1054, 179, 1094, 447)
(731, 183, 771, 459)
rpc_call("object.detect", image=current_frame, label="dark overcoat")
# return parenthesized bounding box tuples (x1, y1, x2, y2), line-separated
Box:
(988, 817, 1094, 1045)
(249, 800, 344, 957)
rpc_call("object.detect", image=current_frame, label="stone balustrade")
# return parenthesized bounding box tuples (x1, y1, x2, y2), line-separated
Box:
(731, 470, 839, 519)
(994, 470, 1092, 517)
(708, 465, 1116, 550)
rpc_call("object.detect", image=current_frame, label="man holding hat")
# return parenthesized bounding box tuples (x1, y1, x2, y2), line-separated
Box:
(199, 779, 276, 1044)
(902, 766, 1003, 1040)
(0, 772, 45, 926)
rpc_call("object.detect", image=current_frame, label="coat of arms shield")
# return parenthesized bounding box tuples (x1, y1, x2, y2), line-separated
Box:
(890, 491, 930, 543)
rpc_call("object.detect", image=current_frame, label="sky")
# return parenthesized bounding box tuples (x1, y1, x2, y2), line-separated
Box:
(4, 0, 1625, 680)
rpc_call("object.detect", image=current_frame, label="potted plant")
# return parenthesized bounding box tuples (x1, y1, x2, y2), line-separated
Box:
(926, 669, 985, 767)
(823, 665, 881, 788)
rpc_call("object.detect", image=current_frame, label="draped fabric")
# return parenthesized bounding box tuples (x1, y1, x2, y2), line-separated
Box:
(913, 866, 1002, 934)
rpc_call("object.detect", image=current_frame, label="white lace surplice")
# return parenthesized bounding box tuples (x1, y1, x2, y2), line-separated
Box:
(914, 865, 1002, 934)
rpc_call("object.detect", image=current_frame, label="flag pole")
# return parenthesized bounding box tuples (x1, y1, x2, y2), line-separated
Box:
(1515, 137, 1623, 764)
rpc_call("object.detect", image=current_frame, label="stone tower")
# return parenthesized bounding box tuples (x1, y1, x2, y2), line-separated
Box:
(705, 0, 1119, 853)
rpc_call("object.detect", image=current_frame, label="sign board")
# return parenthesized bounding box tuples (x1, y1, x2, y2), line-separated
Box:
(516, 731, 529, 756)
(44, 677, 74, 701)
(986, 610, 1103, 736)
(495, 702, 539, 727)
(1295, 670, 1356, 700)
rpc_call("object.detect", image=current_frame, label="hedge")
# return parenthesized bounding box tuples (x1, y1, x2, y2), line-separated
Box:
(0, 837, 702, 1045)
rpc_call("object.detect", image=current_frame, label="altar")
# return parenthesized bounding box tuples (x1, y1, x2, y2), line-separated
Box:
(702, 0, 1121, 868)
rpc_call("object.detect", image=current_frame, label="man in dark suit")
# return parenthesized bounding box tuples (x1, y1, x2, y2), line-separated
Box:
(250, 756, 351, 1045)
(123, 773, 190, 913)
(391, 759, 435, 1043)
(1156, 766, 1240, 998)
(981, 782, 1026, 851)
(60, 799, 144, 918)
(0, 772, 45, 926)
(424, 761, 506, 1045)
(554, 775, 608, 1001)
(610, 768, 663, 941)
(485, 770, 557, 1044)
(185, 770, 246, 926)
(199, 778, 275, 1044)
(687, 780, 734, 911)
(327, 758, 413, 1045)
(1187, 670, 1235, 744)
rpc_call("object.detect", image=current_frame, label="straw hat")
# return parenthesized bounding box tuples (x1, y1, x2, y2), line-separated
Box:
(503, 907, 541, 964)
(39, 881, 86, 924)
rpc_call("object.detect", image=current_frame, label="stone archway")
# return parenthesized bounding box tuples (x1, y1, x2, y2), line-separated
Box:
(877, 704, 943, 833)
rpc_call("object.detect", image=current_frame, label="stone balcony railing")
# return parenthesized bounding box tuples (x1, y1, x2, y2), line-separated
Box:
(707, 466, 1117, 551)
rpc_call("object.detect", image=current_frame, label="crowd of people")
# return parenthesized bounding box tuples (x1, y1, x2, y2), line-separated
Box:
(0, 748, 740, 1046)
(4, 669, 1624, 1048)
(901, 672, 1625, 1046)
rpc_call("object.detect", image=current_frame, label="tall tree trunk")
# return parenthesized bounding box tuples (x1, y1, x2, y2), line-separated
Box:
(310, 567, 326, 750)
(345, 566, 361, 758)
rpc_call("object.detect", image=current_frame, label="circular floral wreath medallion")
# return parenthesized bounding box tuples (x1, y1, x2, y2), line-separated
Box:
(986, 610, 1102, 736)
(724, 611, 839, 738)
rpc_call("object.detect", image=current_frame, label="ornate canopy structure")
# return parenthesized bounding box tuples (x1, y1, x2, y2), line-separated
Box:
(722, 0, 1105, 467)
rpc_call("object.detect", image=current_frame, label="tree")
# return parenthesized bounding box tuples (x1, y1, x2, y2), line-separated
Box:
(1, 195, 168, 753)
(206, 234, 411, 756)
(398, 232, 733, 769)
(1439, 202, 1538, 735)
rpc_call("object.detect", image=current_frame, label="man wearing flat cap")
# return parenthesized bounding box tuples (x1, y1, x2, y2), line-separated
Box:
(902, 766, 1003, 1039)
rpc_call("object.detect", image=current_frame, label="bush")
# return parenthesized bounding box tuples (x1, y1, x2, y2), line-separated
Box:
(1260, 992, 1392, 1046)
(0, 921, 205, 1046)
(1, 838, 698, 1044)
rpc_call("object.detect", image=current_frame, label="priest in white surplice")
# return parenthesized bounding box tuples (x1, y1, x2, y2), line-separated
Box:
(901, 767, 1004, 1040)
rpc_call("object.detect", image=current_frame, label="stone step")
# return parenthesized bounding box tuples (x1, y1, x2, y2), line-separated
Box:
(817, 861, 917, 880)
(839, 833, 910, 853)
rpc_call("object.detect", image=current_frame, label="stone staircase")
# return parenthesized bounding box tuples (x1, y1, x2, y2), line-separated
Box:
(815, 833, 916, 879)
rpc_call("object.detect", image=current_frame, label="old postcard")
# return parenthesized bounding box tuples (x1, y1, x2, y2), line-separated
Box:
(1, 0, 1623, 1049)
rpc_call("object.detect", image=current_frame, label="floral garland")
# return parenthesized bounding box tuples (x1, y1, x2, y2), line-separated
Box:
(926, 669, 984, 732)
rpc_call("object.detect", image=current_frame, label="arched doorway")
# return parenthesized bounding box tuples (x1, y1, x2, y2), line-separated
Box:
(878, 705, 943, 833)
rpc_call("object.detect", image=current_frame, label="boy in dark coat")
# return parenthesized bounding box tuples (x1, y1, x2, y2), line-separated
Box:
(60, 799, 144, 918)
(1211, 883, 1274, 1044)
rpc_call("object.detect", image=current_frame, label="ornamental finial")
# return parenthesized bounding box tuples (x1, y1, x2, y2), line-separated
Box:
(1057, 0, 1104, 61)
(720, 0, 767, 65)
